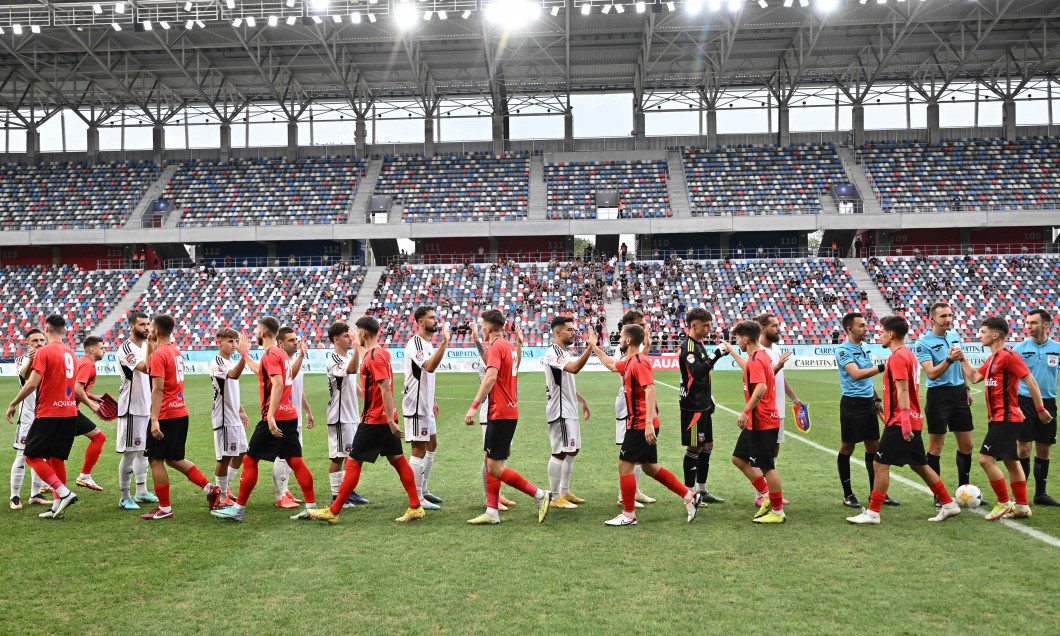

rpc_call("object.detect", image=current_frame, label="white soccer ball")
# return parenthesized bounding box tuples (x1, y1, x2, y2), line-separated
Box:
(954, 484, 983, 509)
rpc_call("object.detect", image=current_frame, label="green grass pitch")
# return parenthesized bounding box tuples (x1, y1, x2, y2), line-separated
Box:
(1, 369, 1058, 635)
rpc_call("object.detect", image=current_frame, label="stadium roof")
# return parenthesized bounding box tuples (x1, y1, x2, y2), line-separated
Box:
(0, 0, 1058, 123)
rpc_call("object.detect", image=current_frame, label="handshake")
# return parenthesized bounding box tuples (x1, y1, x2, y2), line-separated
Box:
(946, 347, 965, 363)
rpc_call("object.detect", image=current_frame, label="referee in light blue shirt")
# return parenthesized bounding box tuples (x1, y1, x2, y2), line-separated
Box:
(914, 302, 979, 505)
(1014, 308, 1060, 506)
(834, 312, 897, 509)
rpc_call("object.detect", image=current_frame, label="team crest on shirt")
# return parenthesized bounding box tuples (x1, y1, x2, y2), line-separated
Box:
(686, 354, 695, 364)
(344, 444, 352, 453)
(415, 351, 426, 362)
(1048, 354, 1059, 368)
(421, 428, 428, 436)
(229, 443, 237, 451)
(697, 432, 706, 443)
(135, 437, 142, 447)
(126, 354, 135, 363)
(18, 437, 26, 444)
(569, 439, 575, 447)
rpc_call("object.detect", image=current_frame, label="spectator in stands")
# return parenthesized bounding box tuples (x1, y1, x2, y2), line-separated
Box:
(831, 329, 841, 345)
(620, 243, 628, 262)
(757, 246, 765, 259)
(787, 276, 800, 289)
(854, 236, 863, 258)
(735, 242, 744, 258)
(859, 290, 868, 302)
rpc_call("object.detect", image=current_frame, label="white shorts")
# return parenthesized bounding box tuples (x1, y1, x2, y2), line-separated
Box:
(550, 418, 581, 454)
(327, 421, 358, 459)
(116, 414, 151, 453)
(616, 419, 628, 445)
(777, 418, 785, 443)
(481, 422, 487, 442)
(12, 419, 32, 450)
(213, 424, 249, 461)
(404, 413, 436, 442)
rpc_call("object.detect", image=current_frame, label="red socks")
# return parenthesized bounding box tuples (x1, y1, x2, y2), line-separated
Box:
(330, 459, 362, 515)
(186, 466, 209, 489)
(25, 457, 61, 490)
(989, 478, 1011, 504)
(929, 480, 953, 506)
(155, 484, 171, 507)
(236, 456, 259, 506)
(391, 456, 421, 509)
(620, 474, 637, 514)
(1011, 480, 1029, 506)
(750, 475, 768, 494)
(769, 490, 784, 513)
(486, 474, 501, 509)
(868, 490, 886, 513)
(651, 468, 690, 498)
(48, 458, 67, 486)
(499, 468, 539, 498)
(81, 431, 106, 474)
(286, 457, 316, 505)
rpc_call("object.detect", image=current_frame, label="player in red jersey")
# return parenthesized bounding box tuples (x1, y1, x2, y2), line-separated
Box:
(590, 324, 701, 526)
(308, 316, 424, 524)
(5, 315, 88, 519)
(955, 316, 1052, 520)
(214, 318, 317, 522)
(72, 336, 108, 492)
(847, 315, 961, 524)
(141, 315, 222, 520)
(464, 309, 552, 525)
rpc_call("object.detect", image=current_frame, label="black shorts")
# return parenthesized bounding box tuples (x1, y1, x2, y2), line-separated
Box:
(874, 426, 928, 468)
(24, 416, 77, 460)
(840, 396, 881, 444)
(349, 423, 403, 463)
(483, 419, 517, 461)
(1018, 396, 1057, 445)
(925, 386, 974, 435)
(247, 419, 303, 462)
(732, 427, 779, 472)
(75, 412, 98, 436)
(980, 421, 1020, 461)
(680, 409, 713, 447)
(620, 427, 659, 465)
(145, 416, 190, 461)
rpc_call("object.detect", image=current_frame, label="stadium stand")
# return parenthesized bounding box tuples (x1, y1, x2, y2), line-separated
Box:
(543, 160, 672, 219)
(373, 152, 530, 222)
(107, 265, 366, 350)
(0, 266, 141, 355)
(167, 156, 364, 227)
(863, 253, 1059, 340)
(619, 257, 873, 351)
(859, 137, 1060, 213)
(681, 144, 844, 216)
(0, 161, 160, 230)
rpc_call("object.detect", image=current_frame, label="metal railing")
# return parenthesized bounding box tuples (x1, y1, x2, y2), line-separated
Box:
(384, 248, 829, 265)
(162, 256, 360, 269)
(856, 243, 1060, 258)
(176, 217, 350, 228)
(94, 259, 143, 270)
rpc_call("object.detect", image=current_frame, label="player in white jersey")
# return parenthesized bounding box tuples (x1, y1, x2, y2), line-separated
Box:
(325, 321, 367, 507)
(403, 306, 450, 509)
(9, 329, 49, 509)
(116, 311, 159, 510)
(472, 322, 521, 511)
(210, 328, 252, 507)
(613, 310, 655, 508)
(543, 317, 594, 509)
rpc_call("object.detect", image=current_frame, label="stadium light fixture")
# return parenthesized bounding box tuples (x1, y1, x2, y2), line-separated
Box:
(0, 26, 5, 34)
(93, 4, 103, 14)
(876, 0, 885, 3)
(312, 14, 322, 22)
(233, 16, 243, 25)
(286, 0, 295, 6)
(351, 11, 361, 22)
(268, 15, 278, 25)
(245, 15, 255, 25)
(142, 20, 152, 30)
(758, 0, 767, 5)
(333, 13, 341, 21)
(666, 1, 675, 10)
(727, 0, 741, 10)
(783, 0, 793, 6)
(486, 0, 541, 26)
(184, 1, 192, 11)
(461, 9, 472, 18)
(112, 21, 122, 30)
(394, 1, 419, 28)
(226, 0, 235, 8)
(581, 3, 591, 15)
(817, 0, 837, 10)
(602, 3, 611, 14)
(424, 10, 432, 19)
(115, 2, 126, 14)
(30, 24, 40, 33)
(709, 0, 722, 11)
(312, 0, 329, 9)
(286, 15, 297, 23)
(686, 0, 701, 13)
(368, 12, 377, 21)
(12, 23, 21, 34)
(614, 4, 624, 13)
(799, 0, 808, 6)
(196, 19, 205, 27)
(551, 5, 560, 15)
(185, 19, 194, 28)
(438, 10, 447, 18)
(635, 1, 645, 11)
(160, 20, 170, 28)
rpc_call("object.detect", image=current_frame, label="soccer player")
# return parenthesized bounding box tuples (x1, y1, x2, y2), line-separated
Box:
(141, 315, 222, 520)
(726, 320, 788, 524)
(472, 323, 518, 511)
(846, 315, 960, 525)
(209, 329, 253, 507)
(834, 312, 898, 508)
(589, 324, 701, 526)
(308, 316, 424, 524)
(117, 311, 159, 510)
(612, 310, 655, 508)
(5, 315, 85, 519)
(678, 307, 727, 504)
(9, 328, 49, 510)
(72, 336, 108, 492)
(273, 335, 312, 509)
(915, 302, 978, 503)
(464, 309, 552, 525)
(1014, 308, 1060, 506)
(213, 318, 318, 522)
(325, 320, 365, 508)
(403, 306, 450, 510)
(955, 316, 1052, 520)
(543, 316, 594, 509)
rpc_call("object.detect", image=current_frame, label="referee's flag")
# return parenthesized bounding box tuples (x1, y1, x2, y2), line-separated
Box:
(791, 403, 810, 433)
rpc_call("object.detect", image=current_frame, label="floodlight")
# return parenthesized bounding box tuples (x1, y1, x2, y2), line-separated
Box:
(185, 19, 194, 28)
(30, 24, 40, 33)
(438, 10, 447, 18)
(461, 9, 471, 17)
(817, 0, 837, 9)
(615, 4, 624, 12)
(93, 4, 103, 14)
(160, 20, 171, 28)
(351, 11, 361, 22)
(758, 0, 768, 5)
(142, 20, 152, 30)
(196, 19, 205, 27)
(368, 12, 377, 21)
(602, 3, 611, 13)
(394, 1, 419, 28)
(268, 15, 278, 25)
(112, 21, 122, 30)
(115, 2, 126, 14)
(184, 1, 192, 11)
(226, 0, 235, 9)
(233, 17, 243, 25)
(246, 15, 256, 25)
(286, 0, 295, 6)
(312, 15, 322, 22)
(12, 23, 21, 34)
(666, 2, 676, 11)
(581, 3, 591, 14)
(635, 1, 645, 11)
(287, 15, 297, 23)
(687, 0, 702, 13)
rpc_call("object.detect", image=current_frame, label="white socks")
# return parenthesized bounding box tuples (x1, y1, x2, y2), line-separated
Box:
(133, 453, 149, 496)
(329, 471, 343, 497)
(481, 463, 489, 495)
(423, 451, 435, 494)
(119, 451, 137, 499)
(560, 455, 575, 496)
(410, 456, 425, 498)
(273, 459, 289, 500)
(547, 456, 563, 494)
(10, 451, 25, 499)
(217, 473, 229, 495)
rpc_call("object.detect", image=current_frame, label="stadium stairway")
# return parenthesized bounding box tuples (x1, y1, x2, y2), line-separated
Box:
(527, 154, 547, 220)
(604, 296, 625, 340)
(126, 164, 180, 228)
(835, 147, 883, 215)
(843, 257, 891, 317)
(348, 264, 385, 318)
(348, 156, 383, 224)
(93, 269, 150, 338)
(665, 149, 692, 218)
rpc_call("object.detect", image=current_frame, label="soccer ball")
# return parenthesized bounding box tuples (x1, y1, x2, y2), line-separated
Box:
(954, 484, 983, 509)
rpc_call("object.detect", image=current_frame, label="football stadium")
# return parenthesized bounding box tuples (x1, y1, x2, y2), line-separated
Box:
(1, 0, 1060, 632)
